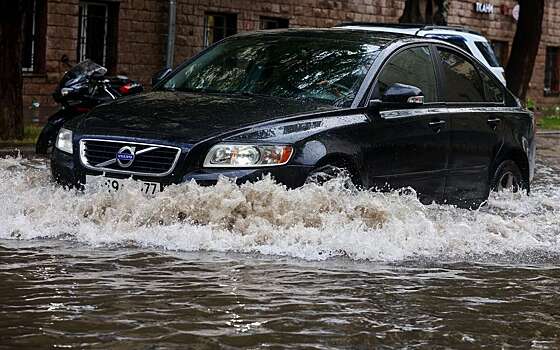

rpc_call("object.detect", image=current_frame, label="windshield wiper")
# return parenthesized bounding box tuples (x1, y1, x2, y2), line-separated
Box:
(235, 91, 274, 98)
(332, 93, 354, 107)
(172, 88, 275, 98)
(173, 87, 233, 94)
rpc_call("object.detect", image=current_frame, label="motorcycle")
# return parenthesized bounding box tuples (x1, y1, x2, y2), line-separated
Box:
(35, 59, 143, 155)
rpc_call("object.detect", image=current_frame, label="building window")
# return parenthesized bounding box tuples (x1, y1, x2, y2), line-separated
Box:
(77, 1, 118, 71)
(260, 16, 289, 29)
(22, 0, 47, 73)
(491, 40, 509, 67)
(545, 47, 560, 96)
(204, 12, 237, 47)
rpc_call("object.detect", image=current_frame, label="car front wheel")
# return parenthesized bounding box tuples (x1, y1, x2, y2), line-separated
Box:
(490, 160, 524, 193)
(305, 165, 349, 185)
(304, 164, 361, 190)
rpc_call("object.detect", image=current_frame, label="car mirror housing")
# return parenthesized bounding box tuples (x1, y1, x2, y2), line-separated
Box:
(151, 68, 172, 87)
(381, 83, 424, 107)
(366, 98, 382, 117)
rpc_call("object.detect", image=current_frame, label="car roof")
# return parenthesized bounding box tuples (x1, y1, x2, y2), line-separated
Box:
(233, 27, 413, 48)
(336, 22, 488, 41)
(232, 27, 489, 51)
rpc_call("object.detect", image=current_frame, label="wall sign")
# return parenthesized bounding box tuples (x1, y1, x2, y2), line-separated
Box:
(512, 4, 520, 21)
(474, 2, 494, 14)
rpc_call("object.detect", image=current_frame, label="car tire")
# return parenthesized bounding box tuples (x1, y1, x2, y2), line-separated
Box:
(305, 164, 354, 187)
(490, 160, 524, 193)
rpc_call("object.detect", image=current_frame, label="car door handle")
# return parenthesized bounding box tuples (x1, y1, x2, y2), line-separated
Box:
(429, 120, 446, 126)
(428, 120, 446, 133)
(487, 118, 501, 130)
(429, 120, 446, 127)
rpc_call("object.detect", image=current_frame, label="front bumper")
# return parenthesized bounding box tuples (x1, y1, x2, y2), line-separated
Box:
(51, 148, 84, 188)
(51, 148, 314, 189)
(181, 166, 313, 188)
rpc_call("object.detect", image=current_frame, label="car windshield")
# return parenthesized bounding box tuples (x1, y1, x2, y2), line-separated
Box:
(475, 41, 501, 67)
(162, 34, 381, 106)
(61, 60, 107, 87)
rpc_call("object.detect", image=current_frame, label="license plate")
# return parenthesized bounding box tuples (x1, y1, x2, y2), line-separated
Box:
(86, 175, 162, 195)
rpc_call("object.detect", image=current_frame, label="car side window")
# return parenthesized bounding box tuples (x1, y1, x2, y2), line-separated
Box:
(376, 46, 437, 103)
(479, 68, 504, 103)
(437, 48, 484, 102)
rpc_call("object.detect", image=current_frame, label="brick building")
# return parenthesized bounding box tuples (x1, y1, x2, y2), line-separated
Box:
(21, 0, 560, 119)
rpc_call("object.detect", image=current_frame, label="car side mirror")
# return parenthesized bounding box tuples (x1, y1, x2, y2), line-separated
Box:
(367, 98, 382, 117)
(381, 83, 424, 106)
(152, 68, 172, 87)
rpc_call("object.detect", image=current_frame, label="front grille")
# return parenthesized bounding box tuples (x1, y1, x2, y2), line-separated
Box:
(79, 139, 181, 177)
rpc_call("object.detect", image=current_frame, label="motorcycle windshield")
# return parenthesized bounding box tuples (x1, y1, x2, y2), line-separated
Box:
(60, 60, 107, 88)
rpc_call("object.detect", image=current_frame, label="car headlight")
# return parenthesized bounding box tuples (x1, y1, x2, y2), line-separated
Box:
(203, 144, 293, 168)
(55, 128, 73, 154)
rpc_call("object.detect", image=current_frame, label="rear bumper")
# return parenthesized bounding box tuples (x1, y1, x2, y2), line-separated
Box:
(51, 148, 314, 189)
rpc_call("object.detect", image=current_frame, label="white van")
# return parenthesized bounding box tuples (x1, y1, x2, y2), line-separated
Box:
(337, 23, 506, 85)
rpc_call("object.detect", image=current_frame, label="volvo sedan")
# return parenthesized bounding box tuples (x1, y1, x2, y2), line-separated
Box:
(51, 28, 535, 207)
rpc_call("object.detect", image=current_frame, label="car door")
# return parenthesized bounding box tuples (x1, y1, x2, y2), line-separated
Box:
(367, 45, 450, 202)
(434, 46, 504, 202)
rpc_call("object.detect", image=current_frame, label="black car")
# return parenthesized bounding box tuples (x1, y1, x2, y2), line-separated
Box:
(51, 28, 535, 207)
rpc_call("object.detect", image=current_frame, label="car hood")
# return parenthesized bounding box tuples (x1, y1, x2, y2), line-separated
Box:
(78, 91, 337, 143)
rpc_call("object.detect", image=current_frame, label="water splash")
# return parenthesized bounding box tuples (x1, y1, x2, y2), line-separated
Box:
(1, 156, 559, 261)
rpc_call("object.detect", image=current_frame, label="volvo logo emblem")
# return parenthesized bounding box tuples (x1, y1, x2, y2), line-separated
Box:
(116, 146, 136, 168)
(92, 144, 160, 170)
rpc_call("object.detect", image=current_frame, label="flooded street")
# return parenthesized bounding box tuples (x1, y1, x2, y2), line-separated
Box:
(1, 136, 560, 349)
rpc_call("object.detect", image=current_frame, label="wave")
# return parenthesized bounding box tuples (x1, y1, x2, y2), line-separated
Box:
(1, 155, 559, 261)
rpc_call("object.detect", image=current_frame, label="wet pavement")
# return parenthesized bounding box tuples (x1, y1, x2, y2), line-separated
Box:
(0, 135, 559, 349)
(536, 133, 560, 164)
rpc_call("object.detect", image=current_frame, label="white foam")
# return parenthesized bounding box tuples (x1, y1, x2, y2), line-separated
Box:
(1, 156, 559, 261)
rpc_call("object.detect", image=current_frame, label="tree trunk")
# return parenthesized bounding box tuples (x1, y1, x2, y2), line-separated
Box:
(505, 0, 545, 101)
(433, 0, 449, 26)
(399, 0, 424, 24)
(399, 0, 448, 25)
(0, 0, 28, 140)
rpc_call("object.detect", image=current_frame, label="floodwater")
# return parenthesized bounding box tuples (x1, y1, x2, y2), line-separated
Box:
(1, 137, 560, 349)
